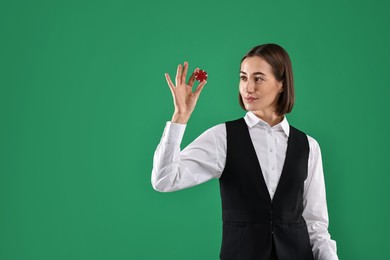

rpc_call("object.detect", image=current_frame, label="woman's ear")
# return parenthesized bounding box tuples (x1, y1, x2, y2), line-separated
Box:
(278, 81, 284, 93)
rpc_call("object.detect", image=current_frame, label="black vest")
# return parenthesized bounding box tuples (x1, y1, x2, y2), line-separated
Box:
(219, 118, 314, 260)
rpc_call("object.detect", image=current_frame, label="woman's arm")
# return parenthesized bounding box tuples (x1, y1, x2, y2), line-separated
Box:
(151, 122, 226, 192)
(151, 61, 224, 192)
(303, 136, 339, 260)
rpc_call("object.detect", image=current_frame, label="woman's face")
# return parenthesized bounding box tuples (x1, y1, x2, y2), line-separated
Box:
(239, 56, 283, 114)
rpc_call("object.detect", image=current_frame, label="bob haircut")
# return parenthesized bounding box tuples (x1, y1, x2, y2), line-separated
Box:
(239, 43, 295, 116)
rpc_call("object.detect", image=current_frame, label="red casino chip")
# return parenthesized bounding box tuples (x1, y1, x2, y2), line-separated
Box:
(195, 69, 208, 82)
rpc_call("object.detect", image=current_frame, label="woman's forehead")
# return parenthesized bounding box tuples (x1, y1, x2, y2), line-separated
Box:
(241, 56, 273, 75)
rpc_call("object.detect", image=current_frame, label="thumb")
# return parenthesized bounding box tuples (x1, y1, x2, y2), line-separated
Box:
(194, 80, 207, 97)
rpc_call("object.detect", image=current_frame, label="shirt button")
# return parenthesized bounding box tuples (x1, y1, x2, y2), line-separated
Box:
(268, 130, 272, 134)
(270, 148, 273, 152)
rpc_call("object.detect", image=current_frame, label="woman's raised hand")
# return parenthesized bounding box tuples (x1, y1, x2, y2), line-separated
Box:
(165, 61, 207, 124)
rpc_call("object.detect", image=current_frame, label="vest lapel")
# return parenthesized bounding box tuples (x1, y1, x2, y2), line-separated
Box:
(244, 122, 294, 203)
(241, 119, 273, 203)
(272, 125, 292, 202)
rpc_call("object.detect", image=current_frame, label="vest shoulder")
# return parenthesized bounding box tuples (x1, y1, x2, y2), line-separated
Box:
(289, 125, 307, 136)
(289, 126, 320, 147)
(224, 118, 246, 132)
(224, 118, 309, 140)
(289, 125, 310, 151)
(225, 118, 245, 125)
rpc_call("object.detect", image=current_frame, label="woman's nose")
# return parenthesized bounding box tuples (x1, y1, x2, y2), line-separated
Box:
(245, 80, 255, 93)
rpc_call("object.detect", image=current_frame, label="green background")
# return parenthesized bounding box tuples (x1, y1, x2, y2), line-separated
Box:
(1, 0, 389, 259)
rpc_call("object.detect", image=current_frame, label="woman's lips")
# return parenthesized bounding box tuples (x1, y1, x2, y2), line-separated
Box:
(245, 96, 258, 102)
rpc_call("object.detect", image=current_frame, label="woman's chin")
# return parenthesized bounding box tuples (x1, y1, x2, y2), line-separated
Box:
(245, 104, 258, 111)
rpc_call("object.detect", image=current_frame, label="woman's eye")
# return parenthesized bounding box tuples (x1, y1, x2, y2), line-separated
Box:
(255, 77, 263, 82)
(240, 76, 247, 80)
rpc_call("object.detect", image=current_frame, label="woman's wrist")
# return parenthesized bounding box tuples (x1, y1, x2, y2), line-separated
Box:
(171, 112, 191, 124)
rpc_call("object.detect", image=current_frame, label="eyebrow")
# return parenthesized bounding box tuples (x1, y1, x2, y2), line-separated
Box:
(240, 71, 266, 76)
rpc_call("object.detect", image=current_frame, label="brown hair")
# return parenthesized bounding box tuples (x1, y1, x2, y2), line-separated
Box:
(239, 43, 295, 116)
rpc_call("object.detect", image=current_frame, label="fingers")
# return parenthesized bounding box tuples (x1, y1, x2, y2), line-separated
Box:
(175, 64, 182, 86)
(175, 61, 192, 86)
(188, 68, 198, 87)
(194, 80, 207, 97)
(170, 62, 205, 90)
(165, 73, 175, 92)
(181, 61, 188, 84)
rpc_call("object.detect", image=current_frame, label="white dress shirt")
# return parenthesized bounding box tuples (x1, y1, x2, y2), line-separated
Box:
(152, 111, 338, 260)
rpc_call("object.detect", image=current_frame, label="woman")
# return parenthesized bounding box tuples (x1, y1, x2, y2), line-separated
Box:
(152, 44, 338, 260)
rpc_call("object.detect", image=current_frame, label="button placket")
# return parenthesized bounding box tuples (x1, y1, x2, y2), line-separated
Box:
(266, 129, 274, 175)
(268, 131, 278, 198)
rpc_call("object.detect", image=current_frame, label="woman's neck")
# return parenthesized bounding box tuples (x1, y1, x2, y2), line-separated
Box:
(252, 110, 283, 127)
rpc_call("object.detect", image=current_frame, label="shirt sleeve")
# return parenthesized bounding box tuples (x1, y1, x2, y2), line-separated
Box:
(303, 136, 339, 260)
(151, 121, 226, 192)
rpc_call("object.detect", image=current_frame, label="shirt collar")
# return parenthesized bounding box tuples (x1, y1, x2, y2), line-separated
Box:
(244, 111, 290, 137)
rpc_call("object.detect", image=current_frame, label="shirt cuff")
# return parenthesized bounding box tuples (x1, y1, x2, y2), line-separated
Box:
(161, 121, 187, 144)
